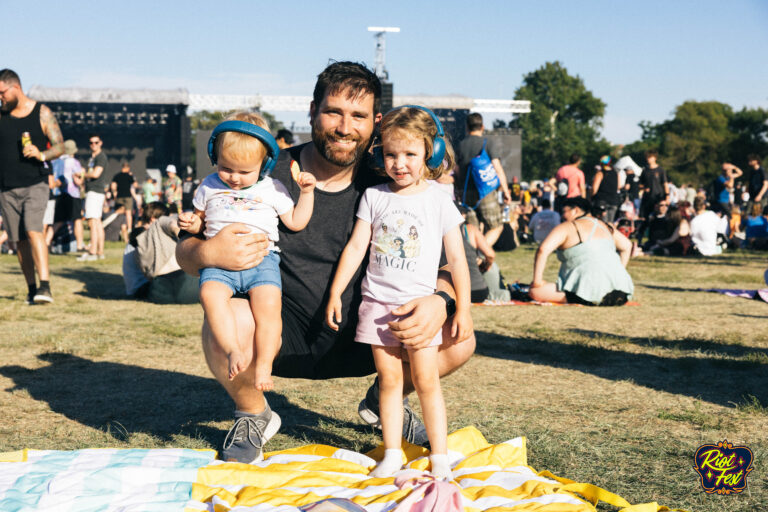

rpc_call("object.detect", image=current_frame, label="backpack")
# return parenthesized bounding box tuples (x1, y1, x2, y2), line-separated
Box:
(556, 178, 570, 197)
(461, 140, 500, 208)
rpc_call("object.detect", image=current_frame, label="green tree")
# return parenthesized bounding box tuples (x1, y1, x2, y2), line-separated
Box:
(662, 101, 733, 185)
(624, 103, 768, 187)
(728, 107, 768, 164)
(512, 61, 609, 180)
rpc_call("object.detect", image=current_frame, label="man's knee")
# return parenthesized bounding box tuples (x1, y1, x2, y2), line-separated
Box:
(438, 327, 476, 373)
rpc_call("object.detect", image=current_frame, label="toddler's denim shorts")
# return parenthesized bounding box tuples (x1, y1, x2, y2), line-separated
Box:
(199, 251, 281, 294)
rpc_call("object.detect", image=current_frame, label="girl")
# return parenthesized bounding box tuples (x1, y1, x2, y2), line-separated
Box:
(325, 106, 472, 480)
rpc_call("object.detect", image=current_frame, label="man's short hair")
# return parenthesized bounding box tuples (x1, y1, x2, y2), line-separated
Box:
(693, 196, 706, 212)
(569, 153, 581, 164)
(276, 128, 294, 145)
(541, 198, 552, 209)
(0, 69, 21, 86)
(747, 153, 760, 163)
(466, 113, 483, 132)
(645, 149, 659, 158)
(313, 61, 381, 115)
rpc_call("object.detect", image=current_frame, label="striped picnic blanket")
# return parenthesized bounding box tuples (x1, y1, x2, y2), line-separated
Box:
(0, 448, 216, 511)
(186, 427, 675, 511)
(0, 428, 678, 512)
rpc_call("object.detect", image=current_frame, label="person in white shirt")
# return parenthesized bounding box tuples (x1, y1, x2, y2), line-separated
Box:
(690, 197, 726, 256)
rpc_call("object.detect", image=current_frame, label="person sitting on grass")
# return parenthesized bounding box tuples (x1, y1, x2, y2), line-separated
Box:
(178, 112, 316, 391)
(743, 204, 768, 250)
(646, 204, 692, 256)
(528, 196, 634, 306)
(690, 196, 727, 256)
(458, 204, 511, 302)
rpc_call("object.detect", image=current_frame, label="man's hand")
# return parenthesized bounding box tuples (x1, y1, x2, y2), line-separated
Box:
(502, 189, 512, 204)
(22, 143, 43, 161)
(203, 223, 269, 271)
(388, 294, 448, 349)
(296, 171, 317, 193)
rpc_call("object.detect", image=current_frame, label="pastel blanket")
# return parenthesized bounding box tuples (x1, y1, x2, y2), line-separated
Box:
(0, 428, 679, 512)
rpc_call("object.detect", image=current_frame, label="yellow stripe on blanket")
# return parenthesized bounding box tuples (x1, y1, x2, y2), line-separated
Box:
(186, 427, 682, 512)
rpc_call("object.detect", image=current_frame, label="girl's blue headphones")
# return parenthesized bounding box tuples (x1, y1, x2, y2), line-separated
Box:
(373, 105, 446, 170)
(207, 120, 280, 181)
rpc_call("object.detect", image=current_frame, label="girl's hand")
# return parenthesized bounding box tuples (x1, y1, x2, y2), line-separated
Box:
(451, 309, 473, 341)
(325, 296, 342, 331)
(296, 172, 317, 193)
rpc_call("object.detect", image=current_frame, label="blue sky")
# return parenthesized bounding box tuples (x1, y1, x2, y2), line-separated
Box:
(4, 0, 767, 144)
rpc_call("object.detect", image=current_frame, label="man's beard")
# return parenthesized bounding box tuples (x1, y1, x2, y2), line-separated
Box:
(311, 122, 371, 168)
(0, 98, 15, 113)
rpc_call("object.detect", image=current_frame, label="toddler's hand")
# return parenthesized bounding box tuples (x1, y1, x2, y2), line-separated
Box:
(178, 212, 201, 233)
(296, 172, 316, 193)
(325, 296, 342, 331)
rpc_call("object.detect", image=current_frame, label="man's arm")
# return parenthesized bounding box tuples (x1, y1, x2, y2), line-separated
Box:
(757, 173, 768, 202)
(491, 158, 511, 203)
(21, 104, 64, 162)
(175, 224, 270, 276)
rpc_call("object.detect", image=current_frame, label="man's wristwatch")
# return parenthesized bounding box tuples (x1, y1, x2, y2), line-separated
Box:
(434, 291, 457, 317)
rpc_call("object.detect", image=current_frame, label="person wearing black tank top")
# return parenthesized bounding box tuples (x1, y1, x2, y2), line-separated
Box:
(0, 69, 64, 304)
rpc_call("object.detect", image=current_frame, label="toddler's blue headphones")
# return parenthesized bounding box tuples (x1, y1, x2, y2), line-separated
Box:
(373, 105, 446, 170)
(207, 120, 280, 181)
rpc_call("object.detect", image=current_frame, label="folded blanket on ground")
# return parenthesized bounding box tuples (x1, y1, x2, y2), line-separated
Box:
(474, 300, 640, 306)
(704, 288, 768, 302)
(0, 428, 678, 512)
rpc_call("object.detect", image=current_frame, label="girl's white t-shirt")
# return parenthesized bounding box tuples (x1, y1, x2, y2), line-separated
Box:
(193, 173, 294, 250)
(357, 183, 463, 304)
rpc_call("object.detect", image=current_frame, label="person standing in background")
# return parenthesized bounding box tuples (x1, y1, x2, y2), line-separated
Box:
(77, 134, 108, 261)
(111, 162, 139, 233)
(0, 69, 63, 303)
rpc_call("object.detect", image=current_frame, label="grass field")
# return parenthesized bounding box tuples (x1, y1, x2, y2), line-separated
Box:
(0, 242, 766, 511)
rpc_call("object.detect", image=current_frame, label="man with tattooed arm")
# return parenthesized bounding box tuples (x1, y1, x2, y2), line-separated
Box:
(0, 69, 64, 303)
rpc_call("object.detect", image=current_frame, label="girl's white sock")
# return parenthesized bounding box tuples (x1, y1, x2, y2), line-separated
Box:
(371, 449, 403, 478)
(429, 453, 453, 480)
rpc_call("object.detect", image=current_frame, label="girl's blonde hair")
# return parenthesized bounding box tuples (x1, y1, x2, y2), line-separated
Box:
(378, 107, 455, 180)
(215, 111, 270, 166)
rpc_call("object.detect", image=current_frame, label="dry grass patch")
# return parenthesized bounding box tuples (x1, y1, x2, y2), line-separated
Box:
(0, 242, 765, 511)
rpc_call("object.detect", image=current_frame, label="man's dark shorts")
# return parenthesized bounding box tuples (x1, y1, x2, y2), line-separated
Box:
(273, 298, 376, 380)
(0, 182, 49, 241)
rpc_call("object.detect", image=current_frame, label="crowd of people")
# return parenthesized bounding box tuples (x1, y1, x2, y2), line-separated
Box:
(2, 61, 765, 481)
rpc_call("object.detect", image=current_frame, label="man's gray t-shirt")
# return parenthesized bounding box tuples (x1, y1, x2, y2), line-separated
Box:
(455, 135, 500, 204)
(85, 152, 109, 194)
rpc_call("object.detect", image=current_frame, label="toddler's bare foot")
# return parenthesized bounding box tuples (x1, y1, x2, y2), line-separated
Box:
(254, 363, 274, 391)
(228, 352, 247, 380)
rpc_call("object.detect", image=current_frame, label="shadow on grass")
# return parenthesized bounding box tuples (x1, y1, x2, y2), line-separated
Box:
(55, 268, 132, 300)
(474, 330, 767, 409)
(0, 352, 370, 450)
(568, 328, 768, 359)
